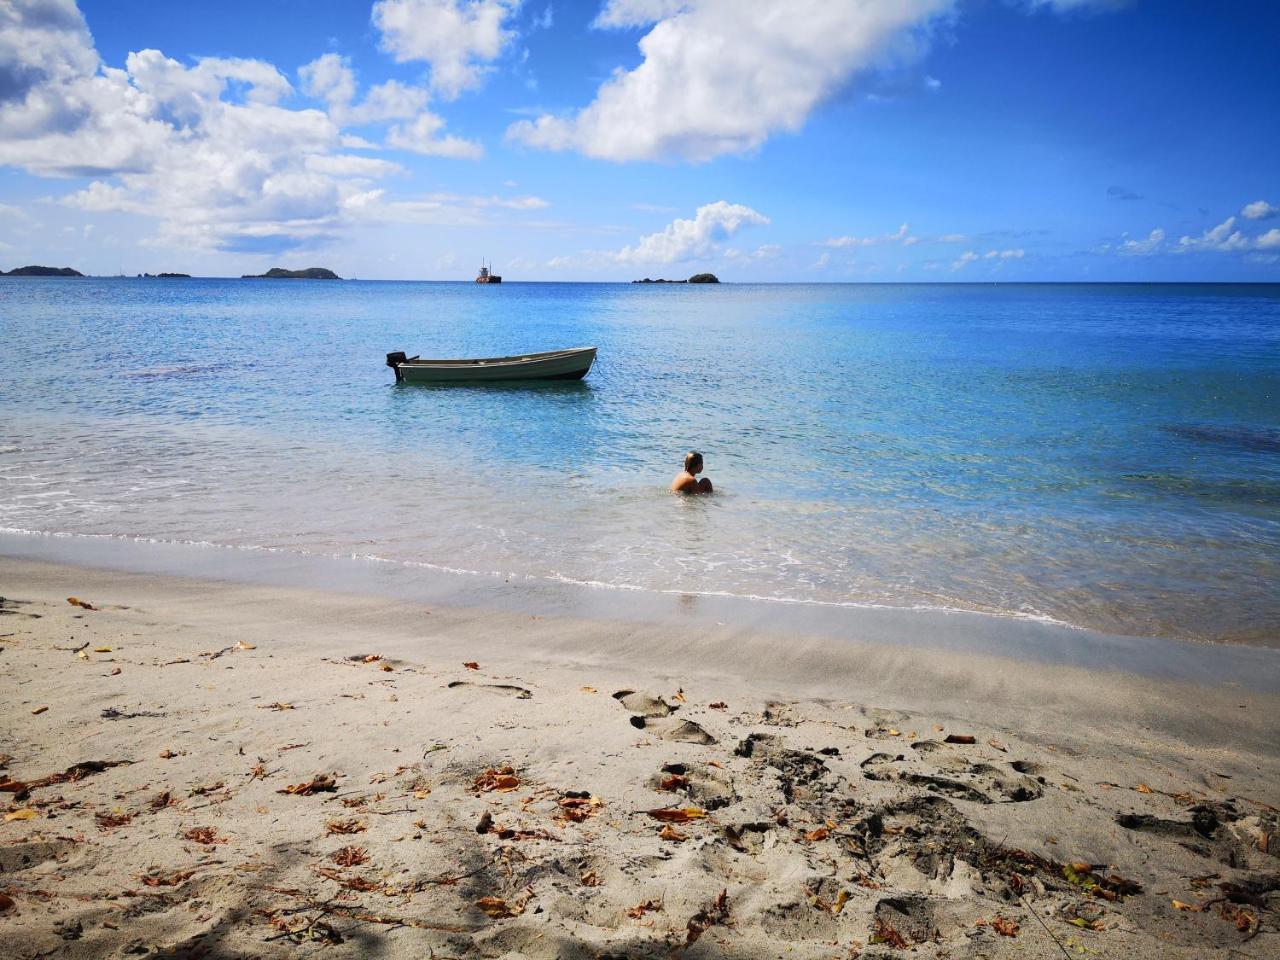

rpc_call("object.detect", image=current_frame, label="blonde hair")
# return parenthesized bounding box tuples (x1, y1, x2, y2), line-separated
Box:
(684, 451, 703, 472)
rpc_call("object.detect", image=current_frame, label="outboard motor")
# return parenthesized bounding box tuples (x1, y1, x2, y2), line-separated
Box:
(386, 351, 407, 381)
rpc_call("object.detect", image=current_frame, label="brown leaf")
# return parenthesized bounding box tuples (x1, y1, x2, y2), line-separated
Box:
(473, 767, 520, 793)
(278, 774, 337, 796)
(659, 774, 689, 792)
(475, 893, 530, 919)
(95, 810, 132, 830)
(626, 899, 662, 919)
(944, 734, 976, 745)
(1172, 899, 1201, 912)
(4, 808, 37, 822)
(803, 826, 830, 842)
(685, 889, 729, 946)
(31, 706, 48, 715)
(871, 916, 909, 949)
(463, 661, 480, 670)
(1135, 783, 1154, 794)
(326, 818, 367, 835)
(580, 869, 602, 886)
(183, 827, 225, 845)
(644, 807, 707, 824)
(260, 701, 294, 711)
(139, 869, 194, 887)
(672, 688, 687, 703)
(362, 654, 381, 663)
(556, 793, 602, 823)
(990, 915, 1020, 937)
(0, 892, 14, 912)
(987, 738, 1007, 752)
(659, 824, 687, 842)
(709, 701, 727, 709)
(331, 845, 368, 867)
(67, 597, 96, 610)
(580, 686, 598, 694)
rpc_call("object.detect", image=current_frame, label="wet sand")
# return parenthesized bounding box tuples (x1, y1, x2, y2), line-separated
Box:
(1, 557, 1277, 958)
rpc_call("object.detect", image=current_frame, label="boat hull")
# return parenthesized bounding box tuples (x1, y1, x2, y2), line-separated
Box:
(392, 347, 596, 383)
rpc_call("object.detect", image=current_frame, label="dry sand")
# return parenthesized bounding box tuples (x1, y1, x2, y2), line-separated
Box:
(1, 556, 1277, 959)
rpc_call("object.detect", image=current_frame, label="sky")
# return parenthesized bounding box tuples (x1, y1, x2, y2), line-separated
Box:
(0, 0, 1277, 281)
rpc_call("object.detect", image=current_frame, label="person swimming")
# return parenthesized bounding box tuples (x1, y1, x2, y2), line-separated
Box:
(671, 451, 713, 494)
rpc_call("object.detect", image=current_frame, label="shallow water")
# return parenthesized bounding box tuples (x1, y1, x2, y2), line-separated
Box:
(1, 278, 1277, 642)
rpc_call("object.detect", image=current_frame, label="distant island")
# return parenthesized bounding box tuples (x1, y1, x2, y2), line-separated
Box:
(632, 272, 719, 284)
(2, 265, 83, 277)
(242, 267, 341, 280)
(138, 272, 191, 278)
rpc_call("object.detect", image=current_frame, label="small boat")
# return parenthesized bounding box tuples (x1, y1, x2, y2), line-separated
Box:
(386, 347, 596, 383)
(476, 261, 502, 283)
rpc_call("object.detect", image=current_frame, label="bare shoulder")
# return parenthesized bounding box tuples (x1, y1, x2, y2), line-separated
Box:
(671, 472, 698, 493)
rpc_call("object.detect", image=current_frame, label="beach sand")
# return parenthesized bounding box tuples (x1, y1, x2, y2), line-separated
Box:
(1, 556, 1277, 959)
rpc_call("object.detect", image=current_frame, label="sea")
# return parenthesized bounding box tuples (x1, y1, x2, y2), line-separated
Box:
(1, 278, 1277, 646)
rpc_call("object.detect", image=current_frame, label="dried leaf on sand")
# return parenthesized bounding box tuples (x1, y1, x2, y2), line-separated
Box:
(463, 661, 480, 670)
(626, 899, 662, 919)
(278, 774, 337, 796)
(473, 767, 520, 793)
(644, 807, 707, 824)
(139, 869, 195, 887)
(685, 889, 730, 946)
(659, 824, 688, 842)
(325, 818, 366, 835)
(476, 889, 532, 919)
(330, 845, 369, 867)
(183, 827, 225, 845)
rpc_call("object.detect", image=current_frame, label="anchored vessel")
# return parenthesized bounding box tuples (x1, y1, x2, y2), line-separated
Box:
(475, 262, 502, 283)
(386, 347, 596, 383)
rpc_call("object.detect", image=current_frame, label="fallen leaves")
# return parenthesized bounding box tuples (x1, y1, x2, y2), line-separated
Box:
(95, 810, 132, 830)
(626, 899, 662, 919)
(580, 869, 602, 886)
(260, 702, 294, 711)
(4, 808, 38, 822)
(325, 818, 366, 836)
(473, 767, 520, 793)
(659, 824, 688, 843)
(1135, 783, 1154, 794)
(66, 597, 96, 610)
(580, 686, 598, 694)
(556, 792, 602, 824)
(1172, 899, 1201, 912)
(31, 706, 48, 716)
(138, 869, 195, 887)
(658, 774, 689, 792)
(330, 846, 369, 867)
(183, 827, 225, 845)
(709, 701, 728, 710)
(944, 734, 977, 745)
(870, 916, 910, 949)
(988, 738, 1007, 752)
(475, 889, 532, 919)
(644, 807, 707, 824)
(685, 889, 730, 946)
(809, 889, 850, 914)
(277, 774, 337, 796)
(463, 661, 480, 670)
(0, 892, 14, 912)
(1062, 862, 1142, 902)
(802, 826, 830, 842)
(989, 915, 1020, 937)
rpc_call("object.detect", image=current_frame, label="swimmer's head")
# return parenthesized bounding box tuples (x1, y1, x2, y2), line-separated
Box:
(684, 451, 703, 475)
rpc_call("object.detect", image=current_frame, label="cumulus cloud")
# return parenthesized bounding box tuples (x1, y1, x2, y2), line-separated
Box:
(1255, 228, 1280, 250)
(372, 0, 520, 100)
(386, 112, 484, 158)
(612, 201, 769, 263)
(1242, 199, 1278, 221)
(1178, 217, 1249, 253)
(508, 0, 956, 162)
(1118, 227, 1164, 255)
(0, 1, 488, 252)
(824, 223, 914, 248)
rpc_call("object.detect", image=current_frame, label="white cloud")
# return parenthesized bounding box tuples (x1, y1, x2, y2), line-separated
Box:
(300, 53, 429, 125)
(724, 242, 780, 262)
(824, 222, 913, 248)
(935, 233, 968, 243)
(348, 190, 550, 226)
(612, 200, 769, 263)
(1242, 199, 1279, 221)
(1118, 227, 1164, 255)
(1256, 228, 1280, 250)
(811, 251, 831, 270)
(0, 1, 467, 252)
(372, 0, 520, 100)
(951, 248, 1022, 269)
(1178, 217, 1249, 253)
(1021, 0, 1131, 11)
(951, 250, 979, 270)
(508, 0, 956, 162)
(385, 113, 484, 159)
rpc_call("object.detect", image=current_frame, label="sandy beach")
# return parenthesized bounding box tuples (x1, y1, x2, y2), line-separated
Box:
(1, 556, 1277, 959)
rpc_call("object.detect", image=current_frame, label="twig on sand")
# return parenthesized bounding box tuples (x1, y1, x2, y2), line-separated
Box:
(1020, 893, 1073, 960)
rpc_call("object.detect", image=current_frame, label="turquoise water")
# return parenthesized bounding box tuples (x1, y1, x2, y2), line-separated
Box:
(1, 278, 1277, 643)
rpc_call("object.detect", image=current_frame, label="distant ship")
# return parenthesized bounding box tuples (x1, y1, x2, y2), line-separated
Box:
(476, 261, 502, 283)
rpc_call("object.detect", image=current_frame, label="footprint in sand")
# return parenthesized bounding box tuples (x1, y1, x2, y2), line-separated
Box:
(612, 689, 716, 743)
(447, 680, 532, 699)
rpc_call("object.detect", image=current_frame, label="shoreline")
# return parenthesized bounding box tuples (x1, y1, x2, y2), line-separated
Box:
(3, 529, 1279, 691)
(1, 555, 1277, 957)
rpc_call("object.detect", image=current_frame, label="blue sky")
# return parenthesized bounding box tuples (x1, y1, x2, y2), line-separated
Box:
(1, 0, 1277, 280)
